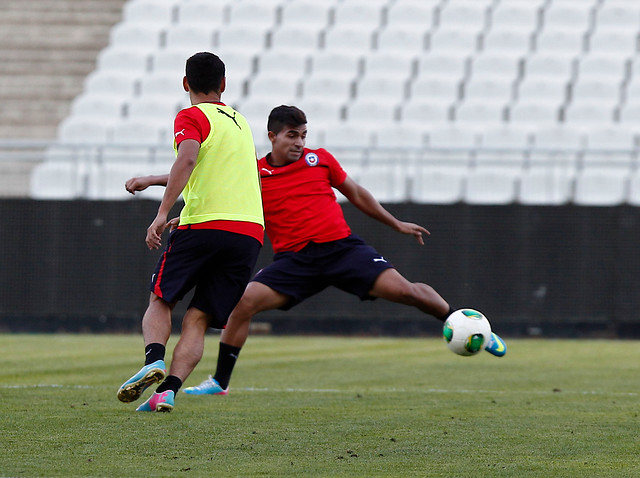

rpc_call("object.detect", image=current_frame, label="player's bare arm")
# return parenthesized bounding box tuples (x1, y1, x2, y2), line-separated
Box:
(125, 174, 169, 195)
(337, 176, 430, 245)
(146, 139, 199, 250)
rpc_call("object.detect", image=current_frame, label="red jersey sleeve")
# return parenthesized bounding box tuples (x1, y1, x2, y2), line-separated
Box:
(174, 106, 211, 145)
(320, 149, 348, 187)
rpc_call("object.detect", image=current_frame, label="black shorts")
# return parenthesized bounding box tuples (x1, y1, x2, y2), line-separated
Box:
(150, 229, 261, 328)
(252, 234, 394, 310)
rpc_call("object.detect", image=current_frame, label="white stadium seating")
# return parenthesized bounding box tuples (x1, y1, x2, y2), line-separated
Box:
(32, 0, 639, 204)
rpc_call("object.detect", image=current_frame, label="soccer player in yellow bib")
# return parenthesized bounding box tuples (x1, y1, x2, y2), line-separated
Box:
(117, 52, 264, 412)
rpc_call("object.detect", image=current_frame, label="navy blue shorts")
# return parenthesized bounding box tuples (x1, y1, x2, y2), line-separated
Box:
(252, 234, 393, 310)
(150, 229, 261, 328)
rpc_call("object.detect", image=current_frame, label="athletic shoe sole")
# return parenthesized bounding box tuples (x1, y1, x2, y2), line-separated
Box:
(117, 367, 166, 403)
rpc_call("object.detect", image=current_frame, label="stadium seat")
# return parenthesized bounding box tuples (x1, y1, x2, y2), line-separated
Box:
(571, 78, 622, 103)
(563, 102, 616, 126)
(123, 0, 175, 25)
(415, 54, 469, 81)
(518, 169, 573, 205)
(256, 51, 310, 78)
(295, 99, 344, 128)
(429, 28, 481, 55)
(386, 3, 437, 30)
(216, 25, 270, 52)
(357, 164, 408, 203)
(362, 53, 416, 81)
(410, 77, 461, 103)
(247, 74, 302, 100)
(516, 78, 569, 104)
(310, 52, 363, 79)
(438, 2, 490, 30)
(84, 71, 139, 97)
(490, 3, 542, 31)
(401, 100, 452, 124)
(355, 77, 408, 102)
(70, 94, 126, 120)
(376, 28, 428, 54)
(30, 161, 86, 199)
(279, 1, 335, 27)
(96, 47, 152, 74)
(530, 126, 585, 169)
(109, 23, 165, 49)
(323, 123, 375, 149)
(523, 54, 576, 80)
(164, 24, 216, 51)
(125, 96, 184, 123)
(332, 1, 384, 29)
(535, 30, 586, 57)
(411, 166, 465, 204)
(87, 160, 172, 200)
(577, 55, 628, 81)
(475, 126, 532, 171)
(454, 100, 507, 126)
(374, 123, 427, 150)
(581, 126, 637, 170)
(346, 100, 399, 125)
(137, 73, 189, 100)
(323, 26, 375, 53)
(424, 125, 478, 167)
(508, 100, 561, 127)
(463, 168, 519, 205)
(301, 75, 355, 102)
(573, 168, 628, 206)
(463, 78, 515, 102)
(470, 54, 522, 81)
(481, 28, 533, 57)
(227, 1, 280, 28)
(542, 4, 594, 32)
(176, 1, 226, 27)
(269, 26, 323, 52)
(57, 117, 114, 144)
(588, 30, 639, 59)
(595, 3, 640, 32)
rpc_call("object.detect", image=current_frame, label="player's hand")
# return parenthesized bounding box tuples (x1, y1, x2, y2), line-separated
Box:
(167, 217, 180, 232)
(146, 215, 168, 250)
(397, 222, 430, 245)
(125, 176, 150, 195)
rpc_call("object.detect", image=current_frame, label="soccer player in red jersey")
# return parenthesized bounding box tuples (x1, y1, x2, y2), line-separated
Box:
(177, 106, 507, 396)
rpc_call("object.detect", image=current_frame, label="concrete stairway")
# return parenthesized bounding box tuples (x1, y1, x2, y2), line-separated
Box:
(0, 0, 127, 140)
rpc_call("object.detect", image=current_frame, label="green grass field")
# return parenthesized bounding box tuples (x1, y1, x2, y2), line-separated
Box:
(1, 334, 638, 477)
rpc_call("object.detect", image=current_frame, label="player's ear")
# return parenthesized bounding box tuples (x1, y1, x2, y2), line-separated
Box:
(182, 76, 189, 92)
(267, 131, 277, 143)
(220, 77, 226, 94)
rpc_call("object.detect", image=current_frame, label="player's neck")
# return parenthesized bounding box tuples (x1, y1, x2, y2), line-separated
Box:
(190, 91, 222, 105)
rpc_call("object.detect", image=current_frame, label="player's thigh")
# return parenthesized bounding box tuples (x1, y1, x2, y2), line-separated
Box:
(368, 268, 415, 301)
(236, 281, 290, 315)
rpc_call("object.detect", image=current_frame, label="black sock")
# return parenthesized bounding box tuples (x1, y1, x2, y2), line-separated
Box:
(213, 342, 242, 390)
(156, 375, 182, 394)
(144, 343, 165, 365)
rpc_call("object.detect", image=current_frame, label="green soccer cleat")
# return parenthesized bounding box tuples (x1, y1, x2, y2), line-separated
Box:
(117, 360, 166, 403)
(484, 332, 507, 357)
(183, 375, 229, 395)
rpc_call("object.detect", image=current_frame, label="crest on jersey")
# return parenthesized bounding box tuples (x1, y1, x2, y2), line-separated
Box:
(305, 152, 319, 167)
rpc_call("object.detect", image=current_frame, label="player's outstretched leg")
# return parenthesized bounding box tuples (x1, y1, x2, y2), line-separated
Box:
(183, 375, 229, 395)
(484, 332, 507, 357)
(117, 360, 167, 403)
(136, 390, 175, 412)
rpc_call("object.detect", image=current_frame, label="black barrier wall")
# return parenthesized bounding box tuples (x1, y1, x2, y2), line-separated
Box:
(1, 199, 639, 337)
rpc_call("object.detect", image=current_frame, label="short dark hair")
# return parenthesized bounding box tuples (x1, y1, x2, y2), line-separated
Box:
(185, 52, 225, 94)
(267, 105, 307, 134)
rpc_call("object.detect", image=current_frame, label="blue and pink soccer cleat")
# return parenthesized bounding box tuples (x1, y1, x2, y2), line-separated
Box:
(484, 332, 507, 357)
(183, 375, 229, 395)
(136, 390, 175, 412)
(117, 359, 166, 403)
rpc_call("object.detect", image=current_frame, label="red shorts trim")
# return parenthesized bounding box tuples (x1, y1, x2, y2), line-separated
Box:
(178, 220, 264, 244)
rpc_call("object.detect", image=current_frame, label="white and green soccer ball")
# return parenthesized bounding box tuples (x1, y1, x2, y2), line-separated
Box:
(443, 309, 492, 356)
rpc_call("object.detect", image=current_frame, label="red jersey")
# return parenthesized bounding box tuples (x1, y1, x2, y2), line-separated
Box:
(258, 148, 351, 253)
